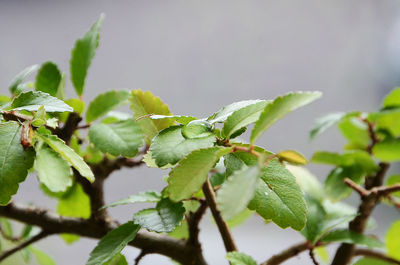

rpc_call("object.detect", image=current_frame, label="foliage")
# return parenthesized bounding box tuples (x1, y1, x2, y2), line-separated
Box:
(0, 14, 399, 265)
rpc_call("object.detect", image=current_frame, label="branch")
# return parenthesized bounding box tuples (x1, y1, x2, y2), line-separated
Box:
(331, 162, 390, 265)
(344, 178, 369, 197)
(260, 241, 310, 265)
(354, 249, 400, 265)
(202, 178, 237, 252)
(0, 231, 51, 262)
(0, 203, 207, 265)
(309, 249, 320, 265)
(187, 200, 208, 247)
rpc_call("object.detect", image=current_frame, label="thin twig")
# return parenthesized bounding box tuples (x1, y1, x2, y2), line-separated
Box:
(134, 250, 148, 265)
(344, 178, 369, 197)
(354, 249, 400, 265)
(0, 225, 20, 242)
(202, 178, 237, 252)
(260, 241, 310, 265)
(0, 231, 51, 262)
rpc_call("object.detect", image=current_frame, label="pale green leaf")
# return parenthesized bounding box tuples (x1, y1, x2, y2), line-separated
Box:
(248, 159, 307, 230)
(208, 99, 265, 124)
(168, 147, 232, 202)
(101, 191, 161, 210)
(383, 87, 400, 108)
(35, 62, 62, 97)
(70, 14, 104, 96)
(373, 139, 400, 162)
(386, 220, 400, 260)
(324, 166, 364, 202)
(150, 114, 197, 125)
(277, 150, 307, 165)
(86, 90, 130, 123)
(10, 91, 73, 113)
(89, 119, 144, 157)
(251, 91, 321, 144)
(133, 198, 185, 233)
(168, 220, 188, 239)
(86, 221, 140, 265)
(30, 247, 56, 265)
(9, 64, 38, 95)
(34, 143, 73, 193)
(286, 165, 324, 201)
(35, 132, 94, 182)
(386, 175, 400, 198)
(150, 125, 216, 167)
(301, 196, 327, 244)
(338, 117, 370, 149)
(222, 100, 269, 138)
(226, 209, 254, 229)
(129, 90, 172, 143)
(322, 229, 384, 248)
(57, 183, 91, 219)
(0, 121, 35, 205)
(310, 112, 345, 139)
(142, 151, 174, 169)
(216, 166, 259, 220)
(369, 109, 400, 137)
(226, 252, 257, 265)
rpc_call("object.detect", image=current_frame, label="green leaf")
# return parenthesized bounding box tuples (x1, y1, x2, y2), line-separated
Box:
(222, 100, 269, 138)
(34, 143, 73, 193)
(30, 247, 56, 265)
(301, 196, 327, 244)
(373, 139, 400, 162)
(35, 62, 62, 97)
(0, 121, 35, 205)
(386, 220, 400, 260)
(0, 94, 11, 107)
(369, 109, 400, 137)
(103, 253, 128, 265)
(89, 119, 144, 157)
(353, 258, 395, 265)
(101, 191, 161, 209)
(168, 220, 189, 239)
(86, 90, 130, 123)
(226, 252, 257, 265)
(286, 165, 324, 201)
(35, 132, 94, 182)
(133, 198, 185, 233)
(324, 166, 364, 202)
(129, 90, 173, 143)
(0, 218, 13, 237)
(70, 14, 104, 96)
(142, 151, 173, 169)
(150, 125, 216, 167)
(383, 87, 400, 108)
(216, 166, 259, 220)
(322, 229, 384, 248)
(11, 91, 73, 113)
(57, 183, 91, 219)
(310, 112, 345, 139)
(208, 99, 266, 124)
(150, 114, 197, 125)
(226, 209, 254, 229)
(248, 159, 307, 230)
(9, 64, 39, 95)
(386, 175, 400, 198)
(338, 116, 370, 149)
(86, 221, 140, 265)
(311, 150, 378, 174)
(168, 147, 232, 202)
(277, 150, 307, 165)
(181, 120, 213, 139)
(250, 91, 321, 144)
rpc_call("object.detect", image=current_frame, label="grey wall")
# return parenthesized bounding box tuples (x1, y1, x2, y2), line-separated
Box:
(1, 0, 400, 264)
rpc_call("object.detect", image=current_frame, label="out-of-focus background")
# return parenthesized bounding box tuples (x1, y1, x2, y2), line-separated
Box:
(1, 0, 400, 264)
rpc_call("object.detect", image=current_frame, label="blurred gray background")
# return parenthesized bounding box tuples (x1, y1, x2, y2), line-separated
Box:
(1, 0, 400, 264)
